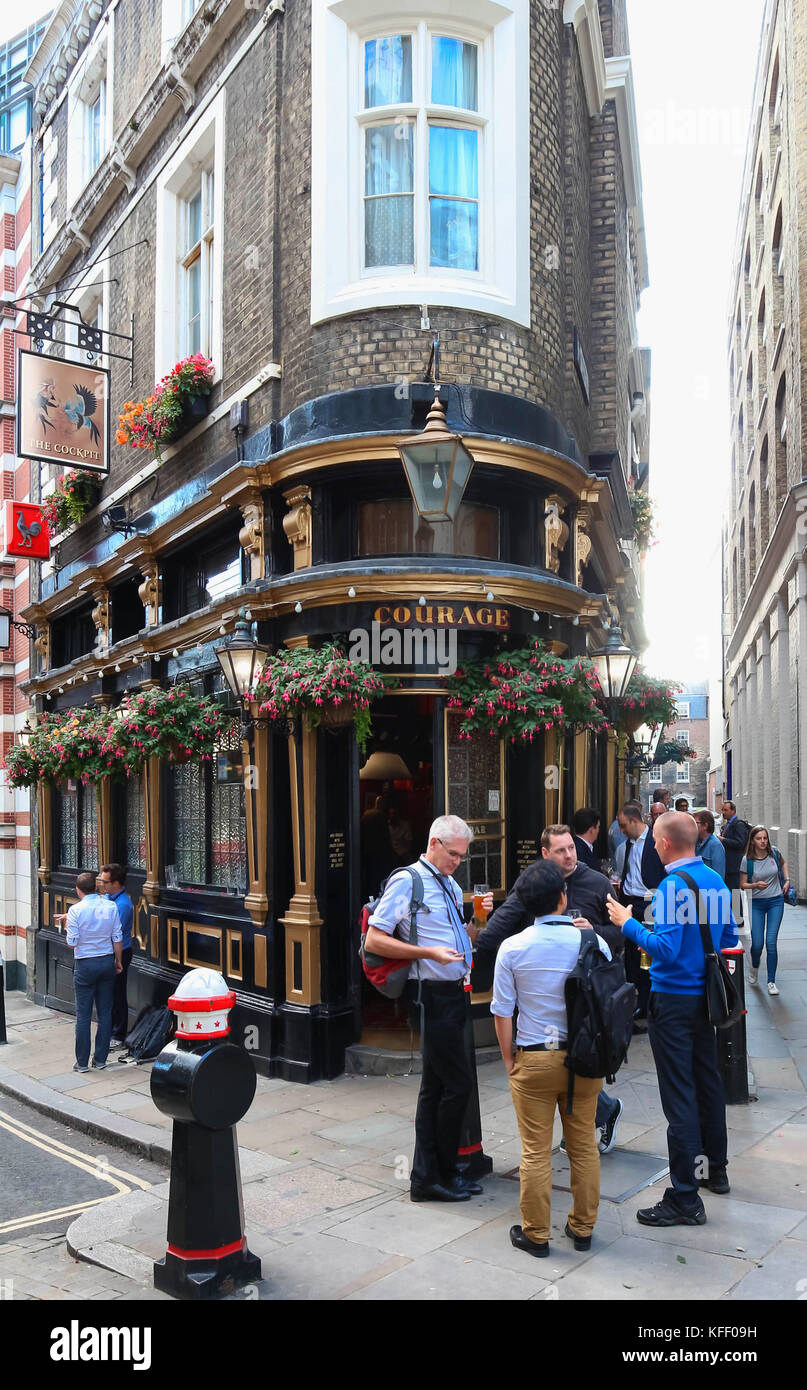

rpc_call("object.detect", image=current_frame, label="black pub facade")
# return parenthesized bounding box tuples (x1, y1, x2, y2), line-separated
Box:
(20, 0, 649, 1081)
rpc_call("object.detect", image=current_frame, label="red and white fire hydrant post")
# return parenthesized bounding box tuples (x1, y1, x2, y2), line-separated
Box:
(150, 967, 262, 1299)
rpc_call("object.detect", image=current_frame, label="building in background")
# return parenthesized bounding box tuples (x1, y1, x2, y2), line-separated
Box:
(722, 0, 807, 892)
(639, 682, 709, 812)
(18, 0, 650, 1078)
(0, 16, 51, 990)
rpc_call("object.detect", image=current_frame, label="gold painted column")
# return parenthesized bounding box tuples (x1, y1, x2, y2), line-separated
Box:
(574, 729, 590, 811)
(280, 707, 323, 1007)
(142, 757, 162, 905)
(243, 702, 270, 928)
(37, 782, 52, 886)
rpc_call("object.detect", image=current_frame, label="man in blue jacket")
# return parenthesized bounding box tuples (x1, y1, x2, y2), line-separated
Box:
(607, 811, 738, 1227)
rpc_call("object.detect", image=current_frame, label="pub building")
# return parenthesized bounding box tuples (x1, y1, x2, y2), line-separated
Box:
(19, 0, 650, 1081)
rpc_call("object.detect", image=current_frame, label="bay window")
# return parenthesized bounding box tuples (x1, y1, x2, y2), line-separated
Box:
(312, 0, 528, 325)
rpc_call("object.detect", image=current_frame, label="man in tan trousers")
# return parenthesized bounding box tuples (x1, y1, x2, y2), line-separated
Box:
(491, 859, 609, 1257)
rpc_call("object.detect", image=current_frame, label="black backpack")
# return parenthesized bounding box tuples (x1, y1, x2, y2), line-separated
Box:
(120, 1004, 174, 1064)
(563, 928, 637, 1112)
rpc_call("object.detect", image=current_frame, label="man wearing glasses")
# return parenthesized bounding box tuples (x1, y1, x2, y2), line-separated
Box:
(365, 814, 493, 1203)
(97, 864, 134, 1050)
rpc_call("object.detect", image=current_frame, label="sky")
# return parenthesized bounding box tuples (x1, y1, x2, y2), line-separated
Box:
(626, 0, 767, 684)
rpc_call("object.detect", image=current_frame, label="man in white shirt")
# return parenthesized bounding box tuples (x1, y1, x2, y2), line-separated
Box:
(492, 859, 610, 1258)
(55, 870, 123, 1073)
(365, 814, 492, 1203)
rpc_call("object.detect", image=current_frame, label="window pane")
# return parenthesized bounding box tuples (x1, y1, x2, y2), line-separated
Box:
(211, 782, 247, 890)
(430, 198, 478, 270)
(186, 260, 201, 353)
(126, 775, 146, 870)
(58, 784, 79, 868)
(173, 762, 207, 884)
(431, 37, 478, 110)
(365, 123, 414, 195)
(364, 35, 412, 108)
(357, 499, 415, 555)
(186, 190, 202, 252)
(446, 714, 503, 893)
(205, 553, 242, 605)
(365, 123, 414, 267)
(429, 126, 478, 198)
(80, 784, 98, 867)
(9, 100, 27, 149)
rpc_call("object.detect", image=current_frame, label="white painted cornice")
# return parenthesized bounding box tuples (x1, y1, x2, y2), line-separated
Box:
(563, 0, 606, 116)
(24, 0, 104, 99)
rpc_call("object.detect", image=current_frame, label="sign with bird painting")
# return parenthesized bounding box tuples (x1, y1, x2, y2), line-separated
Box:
(17, 350, 110, 475)
(2, 501, 50, 559)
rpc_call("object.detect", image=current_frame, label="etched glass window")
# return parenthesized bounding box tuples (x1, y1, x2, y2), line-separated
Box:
(79, 783, 98, 868)
(58, 784, 79, 869)
(126, 775, 147, 870)
(446, 712, 503, 894)
(173, 761, 206, 885)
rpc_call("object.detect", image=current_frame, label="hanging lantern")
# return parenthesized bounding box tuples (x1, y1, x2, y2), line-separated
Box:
(397, 390, 475, 524)
(588, 625, 637, 701)
(214, 608, 272, 704)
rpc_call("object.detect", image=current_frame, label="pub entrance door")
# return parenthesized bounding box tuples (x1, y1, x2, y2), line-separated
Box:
(358, 694, 435, 1048)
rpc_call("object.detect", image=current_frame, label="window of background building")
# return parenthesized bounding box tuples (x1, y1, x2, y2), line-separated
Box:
(648, 765, 662, 784)
(676, 700, 690, 719)
(65, 16, 113, 207)
(675, 728, 690, 746)
(179, 168, 215, 357)
(676, 763, 690, 784)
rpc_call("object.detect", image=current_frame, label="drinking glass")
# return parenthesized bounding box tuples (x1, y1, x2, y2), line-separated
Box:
(473, 883, 491, 926)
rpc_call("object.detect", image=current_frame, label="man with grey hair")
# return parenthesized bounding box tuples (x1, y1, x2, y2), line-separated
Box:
(365, 814, 493, 1202)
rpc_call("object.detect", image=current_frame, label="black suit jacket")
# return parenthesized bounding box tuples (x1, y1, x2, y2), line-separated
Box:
(475, 861, 622, 961)
(721, 817, 751, 881)
(573, 835, 600, 871)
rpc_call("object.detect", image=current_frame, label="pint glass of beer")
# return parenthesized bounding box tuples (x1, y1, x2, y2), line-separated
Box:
(473, 883, 491, 926)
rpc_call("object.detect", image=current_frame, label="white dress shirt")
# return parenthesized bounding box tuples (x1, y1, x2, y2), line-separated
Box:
(368, 857, 471, 982)
(491, 915, 611, 1047)
(623, 827, 650, 898)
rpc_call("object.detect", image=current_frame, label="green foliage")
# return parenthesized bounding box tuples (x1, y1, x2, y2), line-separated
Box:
(629, 490, 657, 551)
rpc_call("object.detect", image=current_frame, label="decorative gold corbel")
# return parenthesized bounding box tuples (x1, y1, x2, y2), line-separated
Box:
(282, 485, 313, 571)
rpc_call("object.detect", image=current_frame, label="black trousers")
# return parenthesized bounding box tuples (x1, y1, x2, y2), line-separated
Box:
(622, 894, 652, 1014)
(406, 981, 474, 1189)
(648, 991, 728, 1209)
(111, 946, 133, 1041)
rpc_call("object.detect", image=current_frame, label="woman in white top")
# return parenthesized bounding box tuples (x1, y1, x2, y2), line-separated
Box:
(740, 826, 789, 994)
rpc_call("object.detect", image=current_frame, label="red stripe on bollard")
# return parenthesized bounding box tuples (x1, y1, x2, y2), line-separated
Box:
(167, 1237, 246, 1261)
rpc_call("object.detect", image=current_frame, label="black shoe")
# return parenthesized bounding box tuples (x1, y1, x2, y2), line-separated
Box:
(598, 1097, 624, 1155)
(509, 1225, 549, 1257)
(632, 1022, 648, 1036)
(410, 1182, 471, 1203)
(698, 1170, 730, 1194)
(448, 1175, 483, 1196)
(637, 1196, 706, 1227)
(564, 1221, 592, 1251)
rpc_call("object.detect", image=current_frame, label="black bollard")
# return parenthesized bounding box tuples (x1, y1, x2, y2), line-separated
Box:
(151, 969, 261, 1300)
(717, 946, 749, 1105)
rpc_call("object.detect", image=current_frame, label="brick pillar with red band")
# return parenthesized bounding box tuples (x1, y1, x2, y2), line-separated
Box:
(151, 968, 262, 1299)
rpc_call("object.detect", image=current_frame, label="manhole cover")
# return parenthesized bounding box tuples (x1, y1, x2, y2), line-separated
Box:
(504, 1149, 669, 1204)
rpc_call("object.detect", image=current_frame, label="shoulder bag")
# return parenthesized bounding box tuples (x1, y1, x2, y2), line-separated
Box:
(676, 871, 744, 1030)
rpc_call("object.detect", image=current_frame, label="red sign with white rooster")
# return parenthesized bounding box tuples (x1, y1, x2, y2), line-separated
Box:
(3, 501, 50, 559)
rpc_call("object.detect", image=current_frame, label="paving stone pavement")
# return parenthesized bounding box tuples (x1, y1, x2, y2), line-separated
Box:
(1, 912, 807, 1300)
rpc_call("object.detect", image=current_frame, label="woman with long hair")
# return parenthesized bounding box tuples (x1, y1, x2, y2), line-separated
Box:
(739, 826, 789, 995)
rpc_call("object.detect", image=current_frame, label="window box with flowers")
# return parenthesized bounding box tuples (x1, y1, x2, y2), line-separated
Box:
(41, 469, 102, 536)
(250, 643, 391, 754)
(117, 354, 215, 462)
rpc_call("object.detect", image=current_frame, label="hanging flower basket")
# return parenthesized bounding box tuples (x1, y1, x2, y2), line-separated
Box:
(40, 469, 102, 535)
(250, 642, 394, 754)
(608, 670, 683, 734)
(445, 637, 611, 743)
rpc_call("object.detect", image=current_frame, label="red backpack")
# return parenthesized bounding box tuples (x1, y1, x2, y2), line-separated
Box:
(358, 867, 426, 999)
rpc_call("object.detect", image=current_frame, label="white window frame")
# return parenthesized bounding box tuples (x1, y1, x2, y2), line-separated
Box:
(648, 765, 662, 784)
(675, 728, 690, 746)
(67, 268, 108, 371)
(676, 700, 690, 719)
(676, 764, 690, 784)
(65, 14, 114, 209)
(311, 0, 529, 327)
(154, 89, 225, 383)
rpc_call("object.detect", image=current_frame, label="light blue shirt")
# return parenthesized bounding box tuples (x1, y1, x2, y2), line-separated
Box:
(369, 857, 471, 982)
(66, 893, 122, 960)
(491, 915, 611, 1047)
(622, 827, 650, 898)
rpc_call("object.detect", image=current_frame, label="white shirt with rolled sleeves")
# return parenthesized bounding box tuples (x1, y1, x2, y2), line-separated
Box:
(491, 915, 612, 1048)
(368, 858, 472, 983)
(66, 893, 123, 960)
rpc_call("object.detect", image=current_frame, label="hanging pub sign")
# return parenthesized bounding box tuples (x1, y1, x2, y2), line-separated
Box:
(16, 349, 110, 475)
(2, 501, 50, 559)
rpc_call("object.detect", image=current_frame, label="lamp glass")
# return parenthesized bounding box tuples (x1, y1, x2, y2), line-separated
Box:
(399, 436, 475, 524)
(590, 628, 637, 700)
(215, 637, 272, 703)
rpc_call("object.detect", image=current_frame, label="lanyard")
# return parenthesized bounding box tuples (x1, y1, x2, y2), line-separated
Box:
(418, 858, 471, 964)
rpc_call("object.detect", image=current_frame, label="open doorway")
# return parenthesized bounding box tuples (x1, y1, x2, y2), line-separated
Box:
(358, 694, 434, 1047)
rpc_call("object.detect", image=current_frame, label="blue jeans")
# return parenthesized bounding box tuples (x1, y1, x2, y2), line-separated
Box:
(750, 895, 785, 982)
(74, 954, 116, 1068)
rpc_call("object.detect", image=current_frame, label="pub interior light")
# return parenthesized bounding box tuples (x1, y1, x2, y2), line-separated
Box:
(397, 389, 475, 524)
(359, 751, 413, 781)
